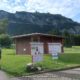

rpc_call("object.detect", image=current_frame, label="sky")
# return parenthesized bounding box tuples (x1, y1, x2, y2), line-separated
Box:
(0, 0, 80, 22)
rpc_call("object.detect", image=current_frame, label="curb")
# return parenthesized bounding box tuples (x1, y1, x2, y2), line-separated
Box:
(25, 65, 80, 76)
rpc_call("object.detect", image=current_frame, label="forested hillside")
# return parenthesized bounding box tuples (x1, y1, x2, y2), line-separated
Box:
(0, 10, 80, 36)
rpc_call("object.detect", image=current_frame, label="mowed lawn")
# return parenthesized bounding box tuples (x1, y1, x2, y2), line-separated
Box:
(1, 46, 80, 76)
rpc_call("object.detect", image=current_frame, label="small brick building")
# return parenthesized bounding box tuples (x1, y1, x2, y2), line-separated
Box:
(13, 33, 64, 55)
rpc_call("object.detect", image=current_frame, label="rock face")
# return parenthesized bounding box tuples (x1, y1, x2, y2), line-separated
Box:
(0, 10, 80, 36)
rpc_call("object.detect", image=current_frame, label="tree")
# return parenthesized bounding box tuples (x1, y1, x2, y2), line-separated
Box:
(49, 29, 61, 35)
(0, 34, 12, 48)
(0, 19, 12, 48)
(73, 35, 80, 46)
(0, 18, 8, 34)
(62, 30, 73, 47)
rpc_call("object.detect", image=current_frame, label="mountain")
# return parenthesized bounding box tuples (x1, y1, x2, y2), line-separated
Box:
(0, 10, 80, 36)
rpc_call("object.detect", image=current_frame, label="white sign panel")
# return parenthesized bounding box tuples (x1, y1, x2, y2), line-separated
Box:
(31, 42, 44, 55)
(30, 42, 44, 63)
(52, 53, 58, 59)
(48, 43, 62, 59)
(48, 43, 62, 53)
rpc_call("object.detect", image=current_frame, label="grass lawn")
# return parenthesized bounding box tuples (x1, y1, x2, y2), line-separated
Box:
(0, 47, 80, 76)
(64, 46, 80, 53)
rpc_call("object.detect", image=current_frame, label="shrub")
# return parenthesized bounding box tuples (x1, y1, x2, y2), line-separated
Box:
(0, 34, 12, 48)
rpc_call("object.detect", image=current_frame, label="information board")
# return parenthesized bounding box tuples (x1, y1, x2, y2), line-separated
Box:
(48, 43, 62, 54)
(48, 43, 62, 59)
(30, 42, 44, 63)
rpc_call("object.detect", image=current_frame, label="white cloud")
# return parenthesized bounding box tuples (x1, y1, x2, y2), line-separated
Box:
(0, 0, 80, 22)
(26, 0, 80, 18)
(0, 0, 27, 13)
(27, 0, 80, 22)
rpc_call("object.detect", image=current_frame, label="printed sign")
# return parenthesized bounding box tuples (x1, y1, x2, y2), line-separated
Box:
(30, 42, 44, 63)
(48, 43, 62, 54)
(31, 42, 44, 55)
(32, 54, 43, 63)
(52, 52, 58, 59)
(48, 43, 61, 59)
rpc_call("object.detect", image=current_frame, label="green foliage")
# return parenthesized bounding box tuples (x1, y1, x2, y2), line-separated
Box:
(0, 34, 12, 48)
(0, 19, 11, 48)
(0, 18, 8, 34)
(49, 29, 61, 35)
(73, 35, 80, 46)
(62, 30, 73, 47)
(63, 34, 80, 46)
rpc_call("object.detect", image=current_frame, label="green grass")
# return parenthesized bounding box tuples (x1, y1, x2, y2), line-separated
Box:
(36, 54, 80, 71)
(1, 49, 32, 76)
(0, 47, 80, 76)
(59, 53, 80, 64)
(64, 46, 80, 53)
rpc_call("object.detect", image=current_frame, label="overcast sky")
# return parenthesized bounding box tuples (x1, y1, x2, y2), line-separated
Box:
(0, 0, 80, 22)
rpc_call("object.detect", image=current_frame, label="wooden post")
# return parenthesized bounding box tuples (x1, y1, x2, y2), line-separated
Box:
(37, 36, 40, 42)
(31, 36, 34, 42)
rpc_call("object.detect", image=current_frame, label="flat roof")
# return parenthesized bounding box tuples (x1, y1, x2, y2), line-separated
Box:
(12, 33, 63, 39)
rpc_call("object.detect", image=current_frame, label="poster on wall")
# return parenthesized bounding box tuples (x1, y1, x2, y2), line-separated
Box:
(30, 42, 44, 63)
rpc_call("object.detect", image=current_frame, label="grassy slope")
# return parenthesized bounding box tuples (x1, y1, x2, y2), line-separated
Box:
(1, 47, 80, 76)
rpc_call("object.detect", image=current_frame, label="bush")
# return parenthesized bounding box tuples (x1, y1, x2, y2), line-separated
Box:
(0, 34, 12, 48)
(26, 63, 42, 72)
(26, 63, 38, 72)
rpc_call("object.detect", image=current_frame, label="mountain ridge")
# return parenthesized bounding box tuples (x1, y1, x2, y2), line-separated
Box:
(0, 10, 80, 36)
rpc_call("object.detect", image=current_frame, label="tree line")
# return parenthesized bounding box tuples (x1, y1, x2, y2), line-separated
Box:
(49, 29, 80, 47)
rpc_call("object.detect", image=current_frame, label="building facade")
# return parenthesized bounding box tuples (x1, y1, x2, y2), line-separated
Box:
(13, 33, 64, 55)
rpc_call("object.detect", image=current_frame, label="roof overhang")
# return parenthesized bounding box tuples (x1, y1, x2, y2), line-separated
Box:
(12, 33, 64, 39)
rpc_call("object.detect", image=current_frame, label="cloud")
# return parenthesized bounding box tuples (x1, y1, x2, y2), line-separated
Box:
(26, 0, 80, 22)
(0, 0, 80, 22)
(26, 0, 80, 17)
(0, 0, 27, 12)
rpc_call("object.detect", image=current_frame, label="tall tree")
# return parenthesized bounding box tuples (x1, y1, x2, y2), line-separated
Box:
(0, 18, 8, 34)
(62, 30, 73, 47)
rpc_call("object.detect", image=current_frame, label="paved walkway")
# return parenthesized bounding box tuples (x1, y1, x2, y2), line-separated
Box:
(0, 68, 80, 80)
(0, 70, 20, 80)
(0, 70, 9, 80)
